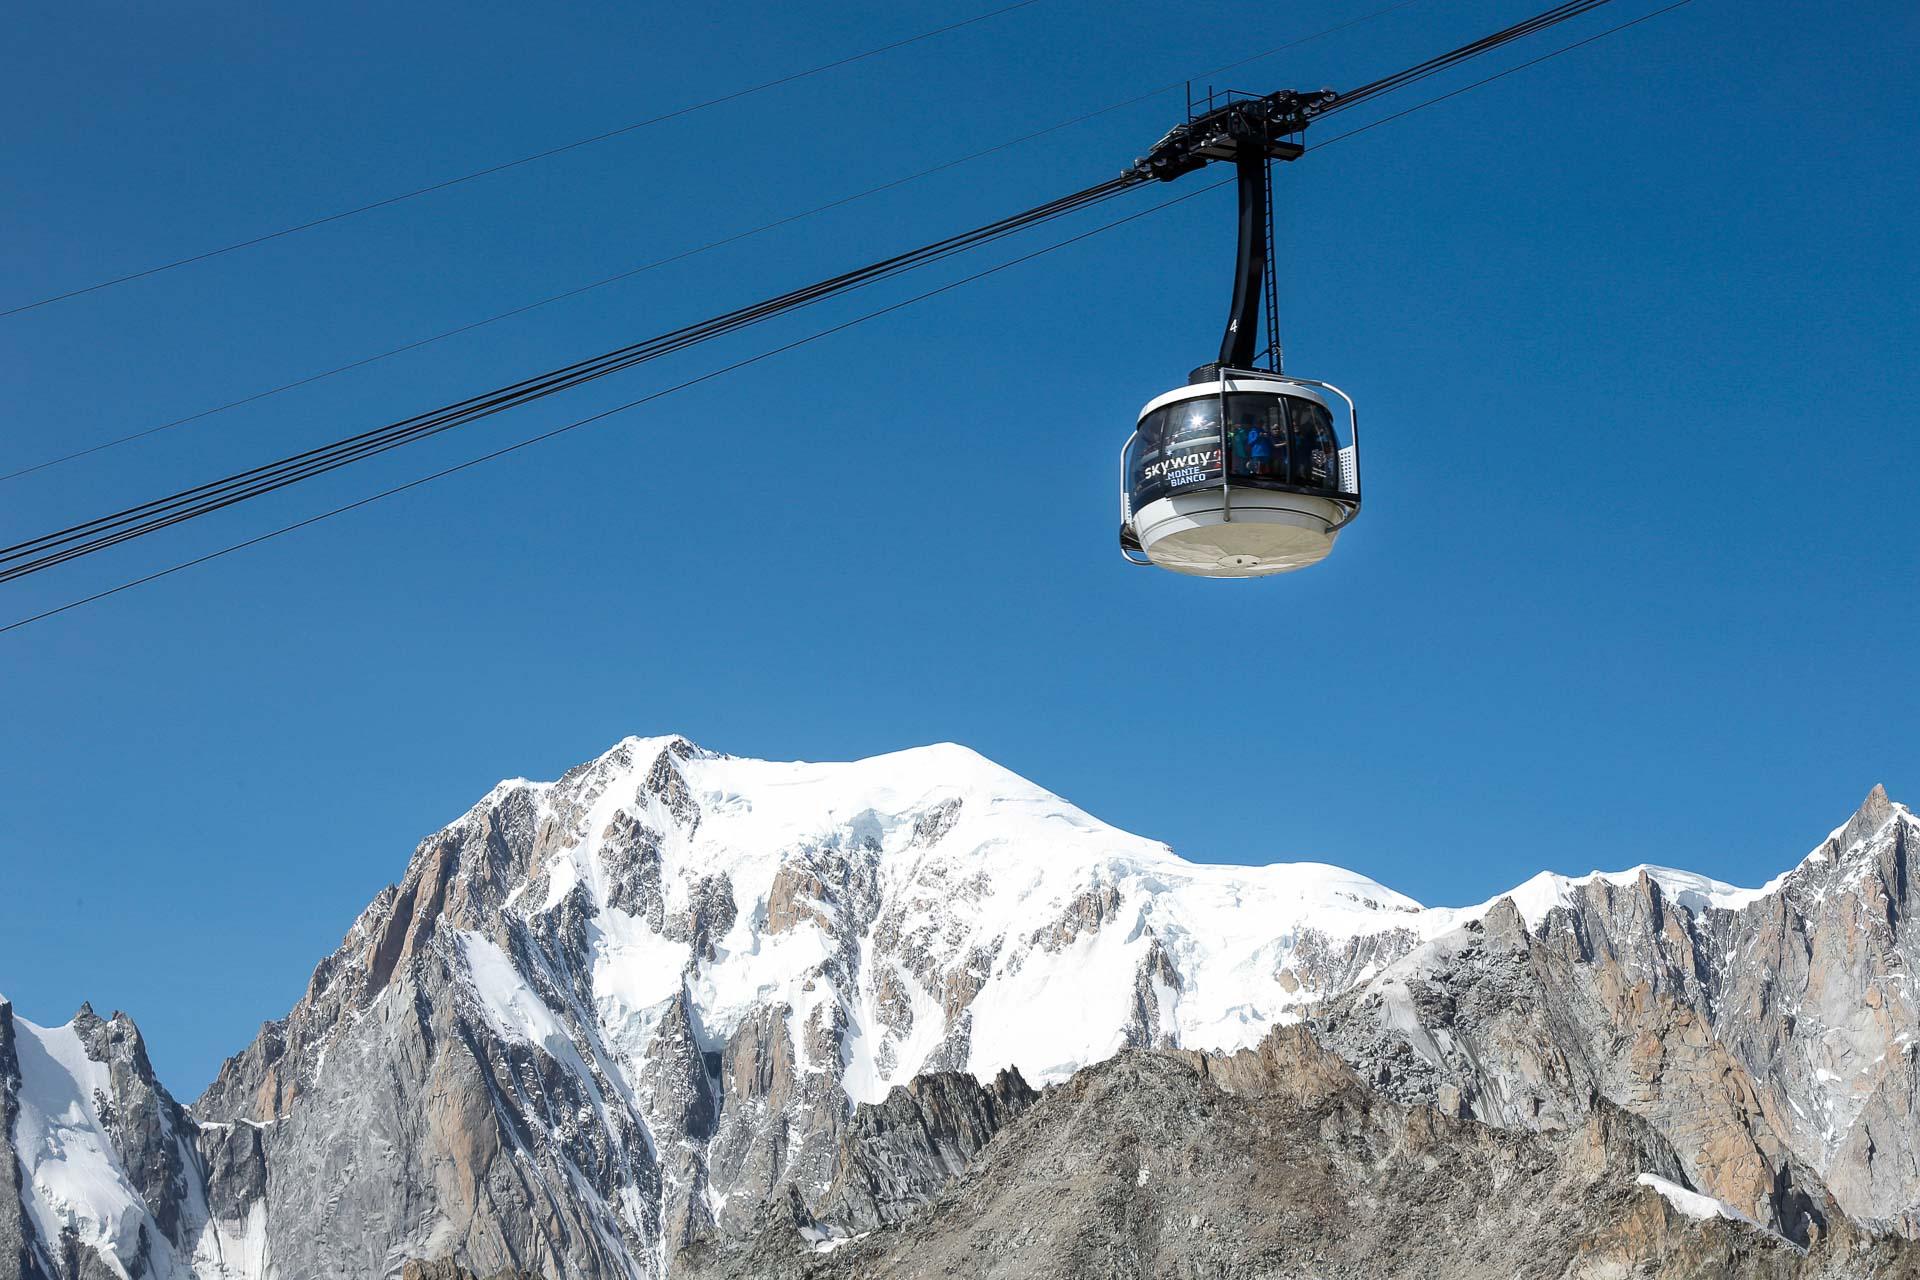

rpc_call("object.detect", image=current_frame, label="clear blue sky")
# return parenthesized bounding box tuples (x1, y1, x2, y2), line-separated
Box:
(2, 0, 1915, 1095)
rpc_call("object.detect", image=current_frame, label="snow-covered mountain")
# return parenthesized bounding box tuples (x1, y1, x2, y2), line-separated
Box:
(0, 1001, 243, 1280)
(443, 737, 1445, 1102)
(5, 735, 1918, 1279)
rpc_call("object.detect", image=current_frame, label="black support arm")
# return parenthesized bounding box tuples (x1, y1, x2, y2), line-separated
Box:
(1130, 89, 1333, 374)
(1220, 151, 1269, 370)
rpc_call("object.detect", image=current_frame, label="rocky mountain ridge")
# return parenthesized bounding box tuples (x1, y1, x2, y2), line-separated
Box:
(4, 735, 1916, 1278)
(679, 1027, 1920, 1280)
(1314, 783, 1920, 1238)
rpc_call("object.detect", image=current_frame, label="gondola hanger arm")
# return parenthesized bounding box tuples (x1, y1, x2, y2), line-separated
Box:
(1130, 89, 1337, 182)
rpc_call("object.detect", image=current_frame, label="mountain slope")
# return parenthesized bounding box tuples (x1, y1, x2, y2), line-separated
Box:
(1315, 785, 1920, 1239)
(187, 735, 1472, 1277)
(678, 1028, 1920, 1280)
(6, 734, 1918, 1278)
(0, 999, 222, 1280)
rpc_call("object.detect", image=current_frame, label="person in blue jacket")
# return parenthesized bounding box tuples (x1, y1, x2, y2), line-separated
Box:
(1246, 419, 1274, 477)
(1229, 417, 1252, 475)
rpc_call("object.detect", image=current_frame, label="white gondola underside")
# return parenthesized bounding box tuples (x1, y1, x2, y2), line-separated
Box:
(1132, 487, 1345, 577)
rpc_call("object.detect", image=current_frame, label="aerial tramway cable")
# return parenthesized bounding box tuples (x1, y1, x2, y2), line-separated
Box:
(1306, 0, 1696, 150)
(1, 0, 1700, 627)
(0, 0, 1645, 583)
(0, 178, 1139, 584)
(1317, 0, 1613, 115)
(0, 179, 1230, 635)
(1, 0, 1433, 486)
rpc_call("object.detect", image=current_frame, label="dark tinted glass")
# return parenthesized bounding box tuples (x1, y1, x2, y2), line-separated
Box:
(1224, 393, 1289, 484)
(1289, 397, 1338, 490)
(1128, 389, 1345, 515)
(1129, 398, 1225, 508)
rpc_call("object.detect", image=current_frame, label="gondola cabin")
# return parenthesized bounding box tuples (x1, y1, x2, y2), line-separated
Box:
(1120, 367, 1359, 578)
(1117, 90, 1362, 579)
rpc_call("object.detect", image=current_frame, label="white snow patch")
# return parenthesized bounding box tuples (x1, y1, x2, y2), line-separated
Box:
(190, 1197, 269, 1279)
(967, 915, 1142, 1086)
(1484, 866, 1765, 929)
(692, 921, 836, 1035)
(800, 1225, 867, 1254)
(458, 932, 571, 1050)
(592, 907, 690, 1023)
(455, 929, 620, 1131)
(11, 1013, 183, 1279)
(1635, 1173, 1768, 1232)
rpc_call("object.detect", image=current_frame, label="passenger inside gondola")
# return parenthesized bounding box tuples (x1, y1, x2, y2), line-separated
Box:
(1247, 420, 1274, 476)
(1122, 379, 1359, 577)
(1225, 397, 1282, 481)
(1291, 397, 1337, 489)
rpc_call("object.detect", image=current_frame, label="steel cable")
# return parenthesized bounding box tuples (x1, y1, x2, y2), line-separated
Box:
(0, 0, 1697, 615)
(1, 0, 1433, 486)
(0, 178, 1230, 635)
(0, 177, 1142, 582)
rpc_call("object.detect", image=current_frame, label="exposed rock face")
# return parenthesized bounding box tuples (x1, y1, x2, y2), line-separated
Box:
(0, 1000, 214, 1279)
(0, 999, 50, 1280)
(678, 1026, 1920, 1280)
(172, 735, 1478, 1278)
(815, 1068, 1037, 1233)
(7, 738, 1920, 1279)
(192, 779, 661, 1279)
(1313, 788, 1920, 1245)
(397, 1262, 539, 1280)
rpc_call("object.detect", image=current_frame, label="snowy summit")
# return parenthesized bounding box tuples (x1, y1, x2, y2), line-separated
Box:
(7, 736, 1911, 1280)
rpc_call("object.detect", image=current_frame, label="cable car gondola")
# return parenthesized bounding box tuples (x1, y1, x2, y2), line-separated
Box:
(1119, 91, 1361, 578)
